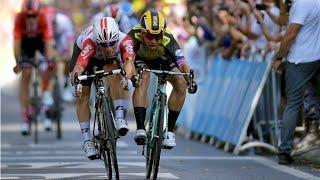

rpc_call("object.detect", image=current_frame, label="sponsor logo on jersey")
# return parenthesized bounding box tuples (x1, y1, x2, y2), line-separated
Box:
(80, 44, 93, 58)
(175, 49, 184, 57)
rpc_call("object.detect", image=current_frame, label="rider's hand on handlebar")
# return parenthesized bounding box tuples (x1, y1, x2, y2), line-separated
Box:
(124, 60, 136, 79)
(70, 64, 85, 86)
(13, 65, 22, 74)
(187, 69, 197, 94)
(188, 80, 197, 94)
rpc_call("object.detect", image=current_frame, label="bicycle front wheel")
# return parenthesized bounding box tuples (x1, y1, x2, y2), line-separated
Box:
(102, 96, 119, 180)
(152, 92, 165, 179)
(146, 92, 166, 180)
(31, 96, 41, 144)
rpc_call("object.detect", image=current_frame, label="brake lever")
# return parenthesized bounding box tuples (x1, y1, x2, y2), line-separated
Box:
(187, 69, 197, 94)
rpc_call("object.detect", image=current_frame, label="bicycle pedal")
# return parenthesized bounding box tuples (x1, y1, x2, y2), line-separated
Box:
(135, 137, 146, 145)
(21, 131, 31, 136)
(88, 154, 99, 160)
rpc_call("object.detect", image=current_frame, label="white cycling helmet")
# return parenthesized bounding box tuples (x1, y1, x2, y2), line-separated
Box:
(93, 17, 119, 45)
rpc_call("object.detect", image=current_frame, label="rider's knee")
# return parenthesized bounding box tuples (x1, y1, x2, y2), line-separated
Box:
(76, 91, 90, 106)
(173, 77, 187, 95)
(22, 68, 32, 77)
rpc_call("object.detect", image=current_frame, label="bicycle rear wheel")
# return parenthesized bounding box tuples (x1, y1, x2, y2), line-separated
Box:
(52, 76, 62, 139)
(103, 96, 119, 180)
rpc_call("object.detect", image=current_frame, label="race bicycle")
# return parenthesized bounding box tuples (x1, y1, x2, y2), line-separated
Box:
(133, 65, 197, 179)
(75, 67, 125, 180)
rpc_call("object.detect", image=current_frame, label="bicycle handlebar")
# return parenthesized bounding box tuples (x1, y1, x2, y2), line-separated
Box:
(77, 69, 122, 81)
(132, 67, 197, 94)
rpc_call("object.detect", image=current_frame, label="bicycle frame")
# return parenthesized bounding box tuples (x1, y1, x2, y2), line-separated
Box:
(147, 75, 168, 148)
(92, 76, 116, 142)
(30, 63, 41, 144)
(77, 68, 122, 180)
(140, 68, 193, 179)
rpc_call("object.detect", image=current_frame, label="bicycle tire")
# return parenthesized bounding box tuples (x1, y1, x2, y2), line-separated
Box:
(53, 77, 62, 139)
(146, 101, 156, 179)
(94, 99, 113, 179)
(152, 92, 165, 180)
(101, 143, 112, 179)
(103, 96, 119, 180)
(33, 113, 39, 144)
(31, 95, 40, 144)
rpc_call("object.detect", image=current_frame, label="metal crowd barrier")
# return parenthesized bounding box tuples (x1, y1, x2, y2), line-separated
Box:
(177, 55, 281, 155)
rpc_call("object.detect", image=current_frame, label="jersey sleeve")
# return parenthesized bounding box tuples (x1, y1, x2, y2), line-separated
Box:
(40, 13, 54, 40)
(75, 39, 97, 69)
(13, 14, 23, 40)
(126, 26, 141, 52)
(166, 33, 187, 66)
(119, 35, 136, 63)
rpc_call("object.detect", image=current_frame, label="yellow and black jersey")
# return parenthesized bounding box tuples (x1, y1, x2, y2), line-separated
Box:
(127, 25, 186, 66)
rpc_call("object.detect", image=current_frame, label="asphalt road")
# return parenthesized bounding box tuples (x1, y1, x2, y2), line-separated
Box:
(1, 80, 320, 180)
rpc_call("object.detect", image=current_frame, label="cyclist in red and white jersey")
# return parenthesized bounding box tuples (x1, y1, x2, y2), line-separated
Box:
(69, 17, 135, 159)
(13, 0, 56, 135)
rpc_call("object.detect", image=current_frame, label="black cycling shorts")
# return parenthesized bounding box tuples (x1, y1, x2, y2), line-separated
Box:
(20, 37, 44, 67)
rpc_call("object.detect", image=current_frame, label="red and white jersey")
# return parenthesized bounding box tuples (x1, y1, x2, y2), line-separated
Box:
(14, 11, 53, 40)
(75, 26, 135, 69)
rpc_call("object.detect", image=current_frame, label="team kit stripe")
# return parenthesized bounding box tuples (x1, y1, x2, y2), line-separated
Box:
(111, 6, 118, 19)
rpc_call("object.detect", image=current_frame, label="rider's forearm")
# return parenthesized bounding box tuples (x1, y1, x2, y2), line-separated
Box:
(14, 39, 21, 63)
(178, 63, 191, 74)
(179, 64, 193, 83)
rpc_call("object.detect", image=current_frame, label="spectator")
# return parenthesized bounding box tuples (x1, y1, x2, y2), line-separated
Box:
(272, 0, 320, 165)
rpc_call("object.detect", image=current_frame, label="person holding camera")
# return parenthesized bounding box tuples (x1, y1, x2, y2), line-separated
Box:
(272, 0, 320, 165)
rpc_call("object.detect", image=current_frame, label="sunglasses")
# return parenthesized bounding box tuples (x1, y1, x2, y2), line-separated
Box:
(144, 32, 163, 41)
(98, 41, 118, 47)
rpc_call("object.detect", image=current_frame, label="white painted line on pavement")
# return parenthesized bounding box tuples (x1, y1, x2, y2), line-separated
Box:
(1, 173, 179, 179)
(1, 121, 137, 132)
(0, 155, 283, 161)
(2, 155, 319, 179)
(1, 161, 145, 169)
(1, 122, 78, 132)
(1, 140, 129, 148)
(1, 150, 138, 155)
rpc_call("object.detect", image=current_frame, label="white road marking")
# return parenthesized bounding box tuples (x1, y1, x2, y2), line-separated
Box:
(2, 162, 145, 169)
(1, 121, 137, 132)
(2, 156, 319, 179)
(1, 150, 138, 155)
(1, 173, 179, 179)
(1, 140, 128, 148)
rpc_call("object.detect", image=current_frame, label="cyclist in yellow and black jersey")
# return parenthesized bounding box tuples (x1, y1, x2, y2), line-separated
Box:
(123, 9, 197, 149)
(127, 24, 184, 68)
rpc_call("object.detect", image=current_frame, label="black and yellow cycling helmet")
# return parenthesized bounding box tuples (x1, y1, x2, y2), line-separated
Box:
(140, 9, 166, 35)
